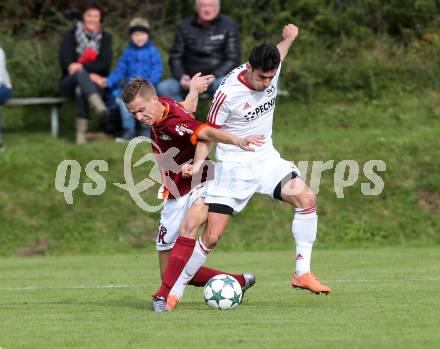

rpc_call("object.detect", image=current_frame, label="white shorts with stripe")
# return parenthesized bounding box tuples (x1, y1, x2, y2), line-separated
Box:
(156, 182, 207, 251)
(205, 149, 300, 213)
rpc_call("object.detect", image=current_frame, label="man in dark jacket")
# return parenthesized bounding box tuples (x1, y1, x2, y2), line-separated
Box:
(157, 0, 240, 101)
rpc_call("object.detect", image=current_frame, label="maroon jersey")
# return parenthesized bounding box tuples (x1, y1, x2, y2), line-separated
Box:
(152, 97, 207, 199)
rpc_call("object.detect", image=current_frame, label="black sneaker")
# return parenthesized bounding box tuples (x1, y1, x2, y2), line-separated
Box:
(241, 272, 256, 301)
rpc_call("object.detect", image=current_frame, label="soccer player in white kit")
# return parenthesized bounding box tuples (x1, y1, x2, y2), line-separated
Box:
(167, 24, 331, 310)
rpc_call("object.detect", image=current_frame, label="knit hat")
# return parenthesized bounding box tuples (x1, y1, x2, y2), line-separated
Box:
(129, 17, 150, 35)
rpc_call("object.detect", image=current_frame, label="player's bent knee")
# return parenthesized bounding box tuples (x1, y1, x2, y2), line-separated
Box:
(204, 227, 223, 249)
(180, 217, 200, 238)
(298, 192, 317, 209)
(180, 229, 196, 239)
(207, 233, 221, 248)
(204, 204, 232, 248)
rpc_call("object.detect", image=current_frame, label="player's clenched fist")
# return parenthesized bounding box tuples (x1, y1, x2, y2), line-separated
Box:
(181, 163, 194, 178)
(282, 24, 299, 42)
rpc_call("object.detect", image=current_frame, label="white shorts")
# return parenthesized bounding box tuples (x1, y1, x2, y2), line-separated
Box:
(156, 183, 207, 251)
(205, 150, 300, 213)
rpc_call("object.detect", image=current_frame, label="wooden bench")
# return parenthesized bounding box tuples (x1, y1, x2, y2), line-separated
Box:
(0, 97, 66, 148)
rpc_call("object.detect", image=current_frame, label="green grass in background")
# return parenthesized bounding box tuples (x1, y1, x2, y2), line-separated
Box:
(0, 89, 439, 256)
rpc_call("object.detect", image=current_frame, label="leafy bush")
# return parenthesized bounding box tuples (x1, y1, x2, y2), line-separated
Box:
(0, 0, 439, 97)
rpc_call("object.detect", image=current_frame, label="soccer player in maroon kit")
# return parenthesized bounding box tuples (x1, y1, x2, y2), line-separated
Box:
(121, 75, 264, 312)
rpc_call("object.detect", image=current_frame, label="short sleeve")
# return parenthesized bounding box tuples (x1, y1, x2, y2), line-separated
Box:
(207, 90, 229, 129)
(168, 112, 206, 145)
(272, 63, 282, 87)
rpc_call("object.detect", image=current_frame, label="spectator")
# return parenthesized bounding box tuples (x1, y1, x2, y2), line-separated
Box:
(0, 46, 12, 104)
(59, 0, 112, 144)
(90, 17, 163, 142)
(157, 0, 240, 101)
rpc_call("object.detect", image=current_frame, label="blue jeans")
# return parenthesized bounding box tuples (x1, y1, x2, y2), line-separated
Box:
(116, 97, 149, 132)
(156, 76, 225, 101)
(0, 84, 12, 104)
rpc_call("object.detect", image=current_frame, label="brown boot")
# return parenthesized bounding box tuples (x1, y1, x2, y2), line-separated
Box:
(88, 93, 109, 119)
(85, 131, 113, 141)
(76, 118, 88, 144)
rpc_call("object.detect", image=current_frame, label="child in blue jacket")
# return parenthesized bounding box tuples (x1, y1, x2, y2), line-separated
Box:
(92, 18, 163, 141)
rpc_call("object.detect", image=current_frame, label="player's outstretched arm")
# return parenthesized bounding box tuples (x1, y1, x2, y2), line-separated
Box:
(183, 128, 265, 177)
(276, 24, 299, 62)
(197, 126, 265, 151)
(194, 139, 213, 165)
(180, 73, 214, 113)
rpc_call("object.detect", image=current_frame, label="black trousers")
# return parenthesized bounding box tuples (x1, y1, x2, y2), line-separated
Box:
(59, 69, 104, 119)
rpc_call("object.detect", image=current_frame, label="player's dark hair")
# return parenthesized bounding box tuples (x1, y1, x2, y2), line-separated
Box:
(121, 77, 156, 105)
(79, 0, 105, 19)
(248, 43, 280, 72)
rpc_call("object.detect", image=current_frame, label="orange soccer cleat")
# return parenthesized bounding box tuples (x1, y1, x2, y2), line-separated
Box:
(166, 295, 180, 311)
(291, 272, 332, 295)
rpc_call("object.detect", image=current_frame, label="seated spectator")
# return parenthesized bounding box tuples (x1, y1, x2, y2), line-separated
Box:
(157, 0, 240, 101)
(59, 0, 112, 144)
(0, 46, 12, 104)
(90, 18, 163, 142)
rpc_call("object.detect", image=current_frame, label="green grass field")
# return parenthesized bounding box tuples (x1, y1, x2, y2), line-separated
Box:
(1, 11, 439, 348)
(0, 88, 439, 347)
(1, 247, 440, 349)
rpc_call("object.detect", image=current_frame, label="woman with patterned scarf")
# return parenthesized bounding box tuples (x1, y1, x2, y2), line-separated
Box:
(59, 0, 112, 144)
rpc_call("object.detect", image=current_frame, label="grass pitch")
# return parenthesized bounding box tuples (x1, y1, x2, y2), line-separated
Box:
(1, 247, 440, 349)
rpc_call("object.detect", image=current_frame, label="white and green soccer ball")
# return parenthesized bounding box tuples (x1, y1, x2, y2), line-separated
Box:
(203, 274, 242, 310)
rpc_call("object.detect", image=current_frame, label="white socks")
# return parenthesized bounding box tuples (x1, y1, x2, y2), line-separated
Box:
(292, 206, 317, 276)
(168, 207, 318, 298)
(169, 238, 210, 299)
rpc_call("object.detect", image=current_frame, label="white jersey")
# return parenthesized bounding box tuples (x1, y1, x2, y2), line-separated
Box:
(207, 63, 281, 162)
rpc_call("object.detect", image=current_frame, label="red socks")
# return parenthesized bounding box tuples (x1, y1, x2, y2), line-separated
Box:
(154, 236, 194, 298)
(190, 267, 245, 288)
(154, 236, 245, 298)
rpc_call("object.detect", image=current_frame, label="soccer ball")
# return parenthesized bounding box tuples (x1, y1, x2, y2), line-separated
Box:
(203, 274, 242, 310)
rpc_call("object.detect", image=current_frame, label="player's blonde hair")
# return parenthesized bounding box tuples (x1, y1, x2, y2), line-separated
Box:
(121, 77, 156, 105)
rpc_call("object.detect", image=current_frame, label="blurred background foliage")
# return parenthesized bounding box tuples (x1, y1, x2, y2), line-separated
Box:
(0, 0, 439, 99)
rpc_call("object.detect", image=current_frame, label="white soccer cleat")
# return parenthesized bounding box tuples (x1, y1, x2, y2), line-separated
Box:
(151, 296, 167, 312)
